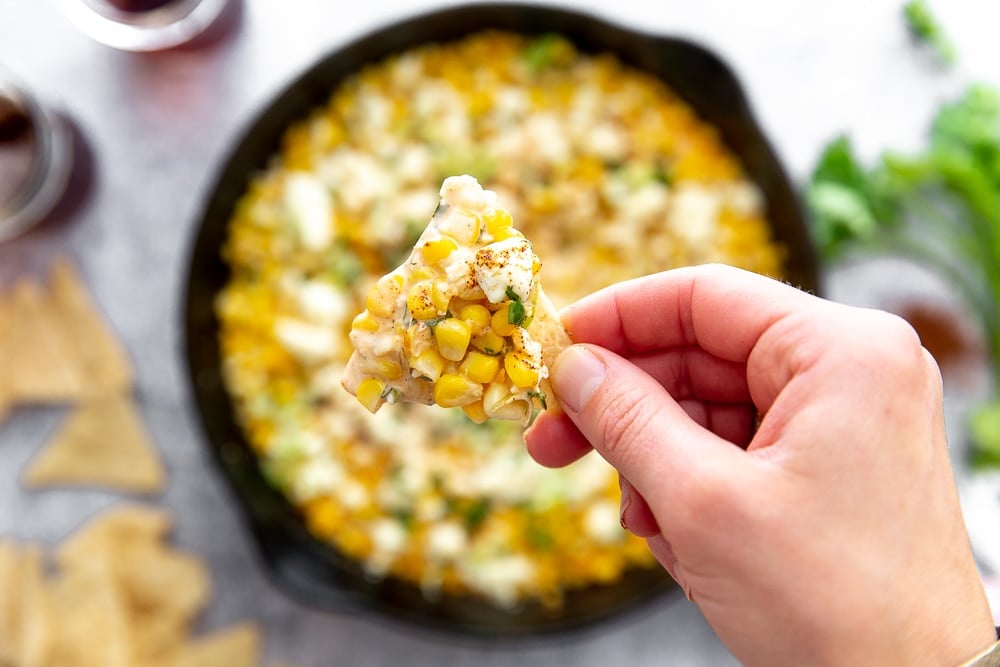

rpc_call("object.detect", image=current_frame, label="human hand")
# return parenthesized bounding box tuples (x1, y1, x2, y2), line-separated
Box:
(525, 264, 996, 666)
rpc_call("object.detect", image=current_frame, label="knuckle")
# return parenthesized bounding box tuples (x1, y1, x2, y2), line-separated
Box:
(845, 309, 944, 405)
(595, 384, 660, 467)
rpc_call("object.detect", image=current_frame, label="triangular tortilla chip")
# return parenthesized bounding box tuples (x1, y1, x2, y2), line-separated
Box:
(56, 505, 173, 571)
(48, 258, 134, 394)
(53, 505, 207, 663)
(48, 556, 132, 667)
(115, 541, 210, 626)
(17, 545, 55, 667)
(527, 289, 573, 413)
(0, 541, 23, 665)
(0, 280, 84, 403)
(22, 394, 166, 494)
(161, 623, 260, 667)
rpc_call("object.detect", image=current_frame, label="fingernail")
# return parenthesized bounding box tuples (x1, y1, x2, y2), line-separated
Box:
(552, 345, 606, 413)
(619, 477, 633, 531)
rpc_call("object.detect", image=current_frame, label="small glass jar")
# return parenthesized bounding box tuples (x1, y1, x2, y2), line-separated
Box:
(0, 70, 72, 243)
(54, 0, 233, 52)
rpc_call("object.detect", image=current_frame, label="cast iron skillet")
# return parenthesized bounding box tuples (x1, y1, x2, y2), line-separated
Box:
(183, 3, 821, 640)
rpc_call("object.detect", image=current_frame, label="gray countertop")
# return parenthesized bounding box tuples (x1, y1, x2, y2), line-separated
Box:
(1, 1, 999, 665)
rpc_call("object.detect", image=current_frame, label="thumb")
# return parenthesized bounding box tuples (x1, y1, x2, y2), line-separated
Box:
(550, 344, 743, 511)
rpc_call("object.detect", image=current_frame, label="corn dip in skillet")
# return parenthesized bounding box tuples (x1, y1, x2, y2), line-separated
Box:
(217, 31, 784, 608)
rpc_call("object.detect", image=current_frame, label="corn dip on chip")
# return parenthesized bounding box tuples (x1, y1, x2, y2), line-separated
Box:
(343, 176, 562, 425)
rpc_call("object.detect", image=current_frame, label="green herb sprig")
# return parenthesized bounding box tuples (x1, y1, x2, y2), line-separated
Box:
(807, 84, 1000, 467)
(506, 286, 526, 326)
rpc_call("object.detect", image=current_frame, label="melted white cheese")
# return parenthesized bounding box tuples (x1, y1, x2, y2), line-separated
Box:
(473, 237, 535, 304)
(283, 173, 333, 251)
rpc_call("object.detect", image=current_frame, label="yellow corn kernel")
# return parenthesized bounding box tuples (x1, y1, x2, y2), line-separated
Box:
(492, 226, 525, 242)
(364, 358, 403, 380)
(471, 330, 505, 356)
(482, 381, 527, 421)
(434, 373, 483, 408)
(461, 351, 500, 384)
(491, 305, 518, 337)
(484, 208, 513, 236)
(504, 350, 540, 389)
(447, 211, 481, 245)
(305, 498, 344, 538)
(431, 280, 452, 312)
(351, 312, 379, 332)
(532, 255, 541, 275)
(458, 303, 491, 335)
(412, 266, 438, 282)
(407, 280, 439, 320)
(421, 236, 458, 266)
(410, 348, 445, 382)
(356, 377, 386, 413)
(434, 318, 472, 362)
(461, 400, 489, 424)
(366, 274, 404, 318)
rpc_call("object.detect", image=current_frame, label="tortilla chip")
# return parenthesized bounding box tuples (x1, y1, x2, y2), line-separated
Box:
(56, 505, 173, 570)
(527, 288, 573, 413)
(17, 545, 54, 667)
(48, 258, 134, 394)
(161, 623, 260, 667)
(115, 541, 210, 625)
(129, 611, 191, 663)
(22, 394, 167, 494)
(0, 280, 84, 404)
(0, 541, 23, 664)
(53, 505, 209, 662)
(47, 557, 132, 667)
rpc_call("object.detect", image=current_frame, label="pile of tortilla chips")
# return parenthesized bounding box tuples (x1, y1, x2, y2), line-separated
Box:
(0, 261, 296, 665)
(0, 257, 165, 494)
(0, 505, 276, 667)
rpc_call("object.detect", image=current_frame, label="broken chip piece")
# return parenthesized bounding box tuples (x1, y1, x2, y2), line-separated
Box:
(342, 175, 570, 425)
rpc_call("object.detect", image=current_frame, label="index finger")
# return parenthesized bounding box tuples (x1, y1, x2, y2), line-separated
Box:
(561, 264, 822, 363)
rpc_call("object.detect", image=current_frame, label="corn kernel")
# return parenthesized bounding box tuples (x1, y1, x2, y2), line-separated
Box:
(434, 318, 472, 361)
(456, 277, 487, 301)
(420, 237, 458, 265)
(366, 274, 403, 318)
(446, 211, 481, 245)
(491, 305, 518, 337)
(532, 255, 541, 275)
(505, 350, 540, 388)
(458, 303, 491, 334)
(305, 498, 344, 537)
(461, 351, 501, 384)
(407, 280, 439, 320)
(471, 330, 505, 356)
(461, 400, 489, 424)
(434, 373, 483, 407)
(410, 348, 445, 382)
(356, 377, 386, 413)
(431, 280, 452, 312)
(492, 226, 524, 242)
(351, 312, 379, 332)
(484, 208, 514, 236)
(482, 382, 528, 421)
(365, 358, 402, 380)
(412, 266, 438, 282)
